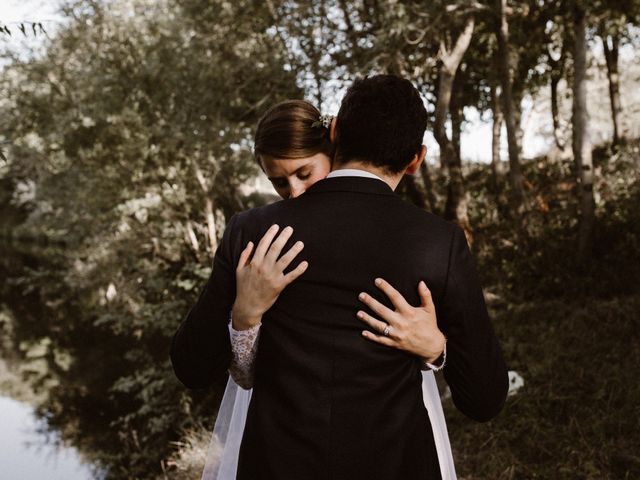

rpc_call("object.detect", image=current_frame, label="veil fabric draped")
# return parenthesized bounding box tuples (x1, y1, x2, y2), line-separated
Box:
(201, 370, 457, 480)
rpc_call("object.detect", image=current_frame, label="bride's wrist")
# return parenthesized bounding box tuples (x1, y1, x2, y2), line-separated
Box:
(231, 304, 263, 330)
(423, 334, 447, 364)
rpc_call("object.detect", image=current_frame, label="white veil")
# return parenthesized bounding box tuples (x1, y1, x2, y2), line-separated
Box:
(201, 370, 456, 480)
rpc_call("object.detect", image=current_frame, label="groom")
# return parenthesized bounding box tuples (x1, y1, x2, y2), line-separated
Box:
(171, 75, 509, 479)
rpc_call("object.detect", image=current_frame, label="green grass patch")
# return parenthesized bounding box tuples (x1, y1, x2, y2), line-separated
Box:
(444, 294, 640, 479)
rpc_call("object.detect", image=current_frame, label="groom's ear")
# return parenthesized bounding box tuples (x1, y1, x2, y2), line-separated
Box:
(329, 117, 337, 143)
(405, 145, 427, 175)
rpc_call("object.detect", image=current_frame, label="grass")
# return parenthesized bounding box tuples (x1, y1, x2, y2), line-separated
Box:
(445, 294, 640, 479)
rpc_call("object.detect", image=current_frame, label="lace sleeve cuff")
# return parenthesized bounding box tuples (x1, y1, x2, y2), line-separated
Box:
(228, 320, 261, 389)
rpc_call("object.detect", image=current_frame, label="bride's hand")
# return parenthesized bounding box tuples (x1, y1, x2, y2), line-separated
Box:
(357, 278, 445, 364)
(232, 224, 308, 330)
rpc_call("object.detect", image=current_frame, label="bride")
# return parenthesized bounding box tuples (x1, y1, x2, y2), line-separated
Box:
(200, 99, 456, 480)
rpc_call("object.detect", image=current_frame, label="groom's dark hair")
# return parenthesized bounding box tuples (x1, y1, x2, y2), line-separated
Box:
(334, 74, 427, 174)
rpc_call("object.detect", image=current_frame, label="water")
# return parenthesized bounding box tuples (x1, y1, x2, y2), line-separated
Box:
(0, 237, 204, 478)
(0, 395, 96, 480)
(0, 240, 104, 479)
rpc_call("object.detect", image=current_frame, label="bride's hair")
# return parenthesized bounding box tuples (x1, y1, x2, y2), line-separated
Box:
(254, 100, 334, 163)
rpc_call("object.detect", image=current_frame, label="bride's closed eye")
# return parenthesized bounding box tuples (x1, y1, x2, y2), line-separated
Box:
(270, 178, 288, 189)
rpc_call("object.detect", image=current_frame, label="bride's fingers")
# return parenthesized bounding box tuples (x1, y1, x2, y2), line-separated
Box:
(236, 241, 254, 271)
(357, 311, 396, 345)
(358, 291, 397, 324)
(417, 280, 434, 310)
(282, 260, 309, 285)
(276, 240, 304, 270)
(253, 224, 280, 263)
(374, 278, 411, 313)
(264, 226, 294, 264)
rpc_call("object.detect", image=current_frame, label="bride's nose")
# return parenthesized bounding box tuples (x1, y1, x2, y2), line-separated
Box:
(289, 181, 305, 198)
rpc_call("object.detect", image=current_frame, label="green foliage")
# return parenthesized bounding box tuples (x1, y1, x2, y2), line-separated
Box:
(465, 140, 640, 301)
(1, 0, 300, 477)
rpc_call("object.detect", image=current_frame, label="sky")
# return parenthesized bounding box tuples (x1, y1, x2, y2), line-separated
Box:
(1, 0, 64, 32)
(2, 0, 63, 23)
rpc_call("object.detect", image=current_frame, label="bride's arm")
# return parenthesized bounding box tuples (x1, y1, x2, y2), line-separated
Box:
(227, 225, 308, 389)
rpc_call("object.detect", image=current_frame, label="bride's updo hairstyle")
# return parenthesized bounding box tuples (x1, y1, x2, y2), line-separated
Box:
(254, 100, 334, 164)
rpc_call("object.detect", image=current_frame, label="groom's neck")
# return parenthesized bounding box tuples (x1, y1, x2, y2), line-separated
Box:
(331, 160, 404, 191)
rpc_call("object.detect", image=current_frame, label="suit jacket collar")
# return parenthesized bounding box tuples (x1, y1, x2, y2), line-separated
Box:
(304, 176, 396, 197)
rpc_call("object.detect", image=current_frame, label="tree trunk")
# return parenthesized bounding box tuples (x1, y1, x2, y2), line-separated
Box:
(495, 0, 525, 209)
(549, 42, 566, 151)
(550, 75, 564, 150)
(194, 162, 218, 256)
(433, 17, 474, 232)
(490, 82, 503, 193)
(602, 33, 623, 146)
(204, 196, 218, 255)
(451, 70, 463, 161)
(513, 87, 525, 154)
(572, 6, 595, 262)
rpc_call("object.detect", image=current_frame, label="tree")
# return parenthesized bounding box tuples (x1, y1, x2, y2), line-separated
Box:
(433, 17, 475, 231)
(594, 0, 640, 146)
(494, 0, 526, 210)
(571, 2, 595, 262)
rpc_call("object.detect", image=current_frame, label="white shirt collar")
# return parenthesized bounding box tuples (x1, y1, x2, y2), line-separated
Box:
(326, 168, 384, 182)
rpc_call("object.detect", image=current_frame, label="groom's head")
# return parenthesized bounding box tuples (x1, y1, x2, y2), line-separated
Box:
(333, 75, 427, 174)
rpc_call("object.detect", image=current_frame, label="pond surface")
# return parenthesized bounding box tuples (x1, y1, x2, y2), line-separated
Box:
(0, 395, 98, 480)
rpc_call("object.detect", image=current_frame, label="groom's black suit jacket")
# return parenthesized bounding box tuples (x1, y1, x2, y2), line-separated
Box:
(171, 176, 509, 480)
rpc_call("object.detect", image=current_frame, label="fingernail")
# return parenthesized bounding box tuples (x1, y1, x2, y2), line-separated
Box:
(284, 226, 293, 233)
(296, 241, 304, 248)
(375, 278, 382, 286)
(271, 224, 279, 230)
(357, 311, 364, 318)
(358, 293, 365, 300)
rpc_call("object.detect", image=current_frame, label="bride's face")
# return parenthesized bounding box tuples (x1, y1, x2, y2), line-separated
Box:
(260, 152, 332, 199)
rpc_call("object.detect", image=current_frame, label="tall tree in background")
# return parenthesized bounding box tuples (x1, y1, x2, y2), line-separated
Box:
(571, 2, 595, 261)
(494, 0, 526, 210)
(600, 25, 623, 145)
(547, 19, 569, 153)
(433, 16, 475, 231)
(490, 81, 504, 193)
(594, 0, 640, 146)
